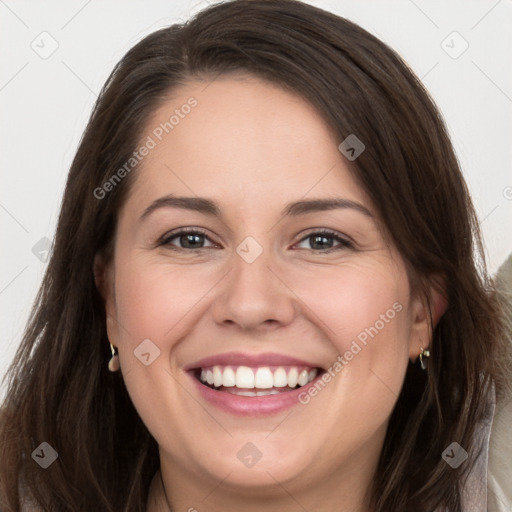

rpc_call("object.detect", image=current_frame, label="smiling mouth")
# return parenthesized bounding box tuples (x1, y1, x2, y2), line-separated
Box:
(193, 365, 323, 396)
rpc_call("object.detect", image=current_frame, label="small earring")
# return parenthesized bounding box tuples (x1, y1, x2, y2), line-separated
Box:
(108, 343, 120, 372)
(419, 346, 430, 371)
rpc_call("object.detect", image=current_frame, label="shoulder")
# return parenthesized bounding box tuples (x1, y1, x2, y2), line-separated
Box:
(488, 253, 512, 512)
(488, 396, 512, 512)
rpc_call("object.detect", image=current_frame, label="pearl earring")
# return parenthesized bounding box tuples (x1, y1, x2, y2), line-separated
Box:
(108, 343, 120, 372)
(419, 347, 430, 371)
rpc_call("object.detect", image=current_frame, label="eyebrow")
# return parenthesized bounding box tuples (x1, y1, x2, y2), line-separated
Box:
(139, 195, 373, 222)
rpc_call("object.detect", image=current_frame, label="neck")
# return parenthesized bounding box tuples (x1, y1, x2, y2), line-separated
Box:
(146, 451, 379, 512)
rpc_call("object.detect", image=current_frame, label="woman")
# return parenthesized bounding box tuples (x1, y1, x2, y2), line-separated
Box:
(1, 1, 511, 510)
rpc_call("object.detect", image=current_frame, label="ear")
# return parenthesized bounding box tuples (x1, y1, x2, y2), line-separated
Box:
(93, 253, 118, 342)
(409, 276, 448, 362)
(93, 253, 110, 303)
(431, 283, 448, 327)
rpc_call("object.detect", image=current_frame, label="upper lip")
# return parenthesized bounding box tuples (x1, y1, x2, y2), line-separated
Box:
(184, 352, 324, 370)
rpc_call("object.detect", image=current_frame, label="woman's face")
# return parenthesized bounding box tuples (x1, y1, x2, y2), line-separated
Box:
(101, 74, 430, 500)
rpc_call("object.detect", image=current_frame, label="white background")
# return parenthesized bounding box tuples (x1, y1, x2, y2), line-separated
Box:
(1, 0, 511, 400)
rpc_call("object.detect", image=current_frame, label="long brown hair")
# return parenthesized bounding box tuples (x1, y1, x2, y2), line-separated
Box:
(1, 1, 510, 510)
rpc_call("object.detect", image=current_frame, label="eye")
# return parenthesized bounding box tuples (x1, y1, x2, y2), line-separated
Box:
(295, 229, 353, 252)
(159, 227, 217, 250)
(158, 227, 353, 252)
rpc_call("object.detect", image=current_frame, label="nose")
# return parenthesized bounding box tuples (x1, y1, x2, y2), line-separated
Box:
(211, 244, 298, 331)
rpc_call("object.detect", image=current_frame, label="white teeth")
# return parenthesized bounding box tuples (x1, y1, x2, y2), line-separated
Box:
(257, 390, 282, 396)
(235, 366, 255, 388)
(234, 390, 258, 397)
(198, 364, 319, 390)
(287, 368, 299, 388)
(298, 369, 309, 387)
(273, 367, 288, 387)
(254, 367, 273, 389)
(223, 367, 236, 387)
(213, 366, 223, 387)
(226, 389, 283, 396)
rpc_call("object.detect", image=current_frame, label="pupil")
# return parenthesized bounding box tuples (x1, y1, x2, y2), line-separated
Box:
(182, 234, 203, 248)
(312, 235, 332, 250)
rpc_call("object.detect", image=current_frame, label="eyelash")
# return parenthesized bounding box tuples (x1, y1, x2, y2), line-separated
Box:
(158, 227, 353, 253)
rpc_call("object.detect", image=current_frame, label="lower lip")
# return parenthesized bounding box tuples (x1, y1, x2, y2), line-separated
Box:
(188, 371, 323, 416)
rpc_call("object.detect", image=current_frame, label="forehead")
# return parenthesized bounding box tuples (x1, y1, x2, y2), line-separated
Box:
(122, 74, 373, 219)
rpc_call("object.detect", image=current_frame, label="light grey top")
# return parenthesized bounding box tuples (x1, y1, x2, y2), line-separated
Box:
(461, 383, 496, 511)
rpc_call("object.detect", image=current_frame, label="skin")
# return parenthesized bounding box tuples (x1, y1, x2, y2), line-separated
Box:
(95, 74, 436, 512)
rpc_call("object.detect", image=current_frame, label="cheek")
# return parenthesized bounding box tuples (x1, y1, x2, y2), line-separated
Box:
(282, 260, 412, 424)
(113, 255, 218, 346)
(110, 257, 221, 455)
(284, 260, 411, 352)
